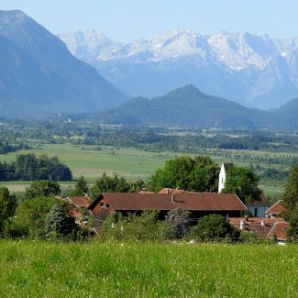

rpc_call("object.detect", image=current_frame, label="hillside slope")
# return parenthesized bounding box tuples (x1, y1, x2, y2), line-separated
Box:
(0, 10, 126, 118)
(95, 85, 266, 129)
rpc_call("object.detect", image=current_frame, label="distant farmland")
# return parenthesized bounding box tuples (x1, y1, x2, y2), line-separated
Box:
(0, 143, 287, 195)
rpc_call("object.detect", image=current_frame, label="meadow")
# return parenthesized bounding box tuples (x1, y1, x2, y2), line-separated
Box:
(0, 142, 288, 195)
(0, 241, 297, 297)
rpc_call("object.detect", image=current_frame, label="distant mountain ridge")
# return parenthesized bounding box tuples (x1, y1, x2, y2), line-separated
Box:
(0, 10, 126, 118)
(60, 29, 298, 109)
(86, 85, 298, 131)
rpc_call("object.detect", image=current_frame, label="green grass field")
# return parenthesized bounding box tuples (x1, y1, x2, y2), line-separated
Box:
(0, 241, 297, 297)
(0, 143, 287, 195)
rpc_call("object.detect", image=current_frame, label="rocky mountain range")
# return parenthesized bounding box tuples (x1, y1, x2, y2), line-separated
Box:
(60, 29, 298, 109)
(0, 10, 126, 118)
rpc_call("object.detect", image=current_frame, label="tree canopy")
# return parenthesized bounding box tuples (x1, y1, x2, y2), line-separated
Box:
(223, 166, 262, 203)
(45, 203, 78, 239)
(190, 214, 239, 242)
(11, 196, 56, 238)
(71, 176, 88, 196)
(25, 181, 61, 199)
(0, 154, 72, 181)
(148, 156, 219, 192)
(91, 173, 131, 197)
(283, 163, 298, 211)
(0, 187, 17, 234)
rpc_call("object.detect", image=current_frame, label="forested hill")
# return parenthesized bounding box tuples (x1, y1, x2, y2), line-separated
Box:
(0, 10, 126, 118)
(85, 85, 298, 131)
(92, 85, 264, 129)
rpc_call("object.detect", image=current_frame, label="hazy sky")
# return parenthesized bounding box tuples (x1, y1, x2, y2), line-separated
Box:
(1, 0, 298, 41)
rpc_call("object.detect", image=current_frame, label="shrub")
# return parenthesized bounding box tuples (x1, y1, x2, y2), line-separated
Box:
(100, 211, 170, 242)
(166, 208, 191, 239)
(0, 187, 17, 236)
(25, 181, 61, 199)
(190, 214, 239, 242)
(287, 206, 298, 241)
(7, 196, 56, 238)
(45, 203, 79, 240)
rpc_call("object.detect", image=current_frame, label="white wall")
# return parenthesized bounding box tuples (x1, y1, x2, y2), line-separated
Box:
(218, 163, 226, 193)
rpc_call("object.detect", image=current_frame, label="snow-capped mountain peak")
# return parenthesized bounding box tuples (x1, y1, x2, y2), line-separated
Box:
(59, 29, 298, 109)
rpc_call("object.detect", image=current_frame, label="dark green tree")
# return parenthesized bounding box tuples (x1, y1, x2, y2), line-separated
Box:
(9, 196, 56, 238)
(223, 166, 262, 203)
(283, 163, 298, 211)
(148, 156, 219, 192)
(189, 156, 220, 192)
(91, 173, 130, 197)
(71, 176, 88, 196)
(129, 179, 146, 192)
(287, 206, 298, 241)
(166, 208, 191, 239)
(25, 180, 61, 199)
(0, 187, 17, 235)
(45, 203, 78, 239)
(191, 214, 239, 242)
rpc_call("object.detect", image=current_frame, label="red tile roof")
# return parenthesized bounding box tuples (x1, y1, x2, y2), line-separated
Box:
(266, 200, 287, 216)
(66, 196, 92, 208)
(159, 188, 185, 194)
(101, 192, 247, 211)
(68, 207, 82, 219)
(247, 196, 269, 206)
(230, 217, 283, 237)
(267, 221, 289, 241)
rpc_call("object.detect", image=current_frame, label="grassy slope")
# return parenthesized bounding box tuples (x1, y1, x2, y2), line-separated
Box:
(0, 241, 297, 297)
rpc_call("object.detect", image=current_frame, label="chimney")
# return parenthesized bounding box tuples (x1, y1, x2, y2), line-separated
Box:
(171, 194, 175, 203)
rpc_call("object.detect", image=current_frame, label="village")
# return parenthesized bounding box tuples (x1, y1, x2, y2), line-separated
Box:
(58, 163, 289, 243)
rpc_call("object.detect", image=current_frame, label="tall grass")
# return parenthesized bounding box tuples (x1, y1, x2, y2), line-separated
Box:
(0, 241, 297, 297)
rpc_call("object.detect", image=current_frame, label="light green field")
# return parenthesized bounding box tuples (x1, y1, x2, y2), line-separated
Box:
(0, 143, 286, 195)
(0, 144, 172, 180)
(0, 241, 297, 297)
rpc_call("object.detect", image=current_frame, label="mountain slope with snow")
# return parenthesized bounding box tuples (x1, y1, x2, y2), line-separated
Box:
(60, 29, 298, 109)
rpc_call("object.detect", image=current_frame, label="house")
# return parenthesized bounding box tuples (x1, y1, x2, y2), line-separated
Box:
(266, 221, 289, 243)
(57, 195, 97, 231)
(218, 163, 233, 193)
(90, 191, 247, 225)
(246, 197, 269, 217)
(265, 200, 287, 218)
(229, 217, 288, 241)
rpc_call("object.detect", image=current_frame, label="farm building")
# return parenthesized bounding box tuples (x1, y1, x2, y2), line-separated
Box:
(59, 192, 289, 241)
(229, 217, 289, 242)
(246, 197, 269, 218)
(265, 200, 287, 218)
(59, 191, 247, 232)
(89, 191, 247, 230)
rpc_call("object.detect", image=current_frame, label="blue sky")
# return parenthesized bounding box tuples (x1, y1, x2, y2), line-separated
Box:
(1, 0, 298, 41)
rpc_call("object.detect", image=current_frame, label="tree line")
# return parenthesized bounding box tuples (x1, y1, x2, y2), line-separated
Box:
(0, 153, 72, 181)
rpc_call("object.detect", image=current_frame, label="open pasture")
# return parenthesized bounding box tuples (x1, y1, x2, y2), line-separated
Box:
(0, 241, 297, 297)
(0, 143, 290, 194)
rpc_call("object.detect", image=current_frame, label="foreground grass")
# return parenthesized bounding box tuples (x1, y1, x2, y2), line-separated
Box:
(0, 241, 297, 297)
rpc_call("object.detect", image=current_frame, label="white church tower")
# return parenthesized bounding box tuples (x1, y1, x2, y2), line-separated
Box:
(218, 163, 233, 193)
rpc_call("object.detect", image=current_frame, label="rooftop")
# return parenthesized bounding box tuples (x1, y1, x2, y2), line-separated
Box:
(100, 192, 247, 211)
